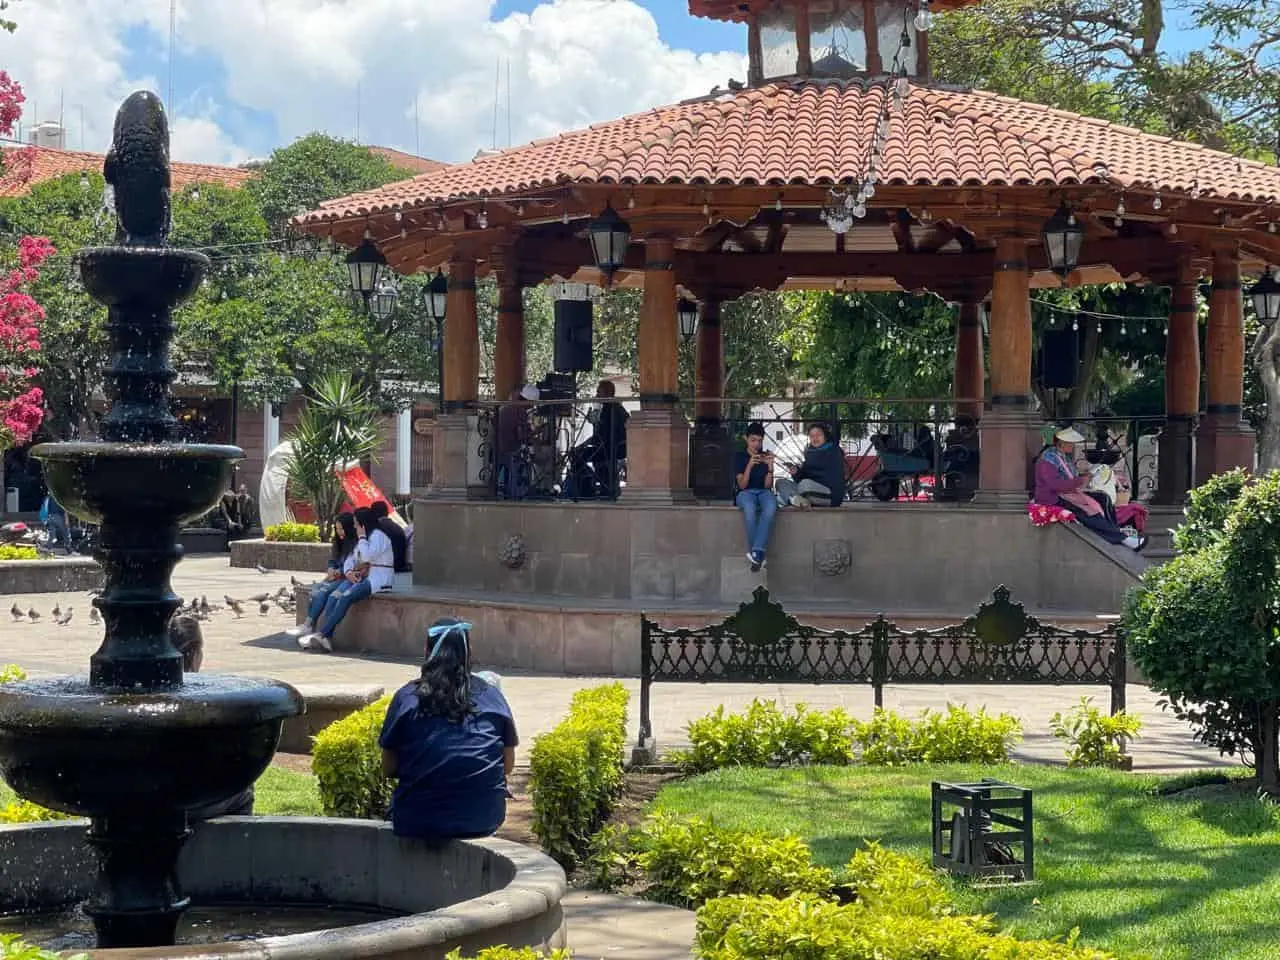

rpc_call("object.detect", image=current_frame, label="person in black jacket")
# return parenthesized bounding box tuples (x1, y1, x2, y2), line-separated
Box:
(774, 422, 845, 508)
(370, 500, 409, 573)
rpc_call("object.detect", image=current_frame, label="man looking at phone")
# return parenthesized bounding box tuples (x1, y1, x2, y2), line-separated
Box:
(734, 422, 777, 572)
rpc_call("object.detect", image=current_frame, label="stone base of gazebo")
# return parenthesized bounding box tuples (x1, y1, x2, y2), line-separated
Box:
(297, 501, 1147, 674)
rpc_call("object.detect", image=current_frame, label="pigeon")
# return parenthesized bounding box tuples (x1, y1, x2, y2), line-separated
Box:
(247, 592, 270, 603)
(89, 607, 101, 625)
(27, 608, 40, 622)
(227, 599, 245, 618)
(276, 586, 290, 598)
(55, 608, 73, 626)
(199, 596, 211, 616)
(51, 602, 61, 620)
(259, 601, 270, 616)
(255, 563, 272, 575)
(9, 603, 23, 622)
(290, 575, 301, 588)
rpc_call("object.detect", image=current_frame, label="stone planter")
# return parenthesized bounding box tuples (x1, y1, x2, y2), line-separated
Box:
(0, 557, 103, 595)
(230, 538, 331, 573)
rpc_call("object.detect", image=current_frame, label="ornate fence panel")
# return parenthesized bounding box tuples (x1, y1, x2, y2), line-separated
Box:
(639, 585, 1126, 747)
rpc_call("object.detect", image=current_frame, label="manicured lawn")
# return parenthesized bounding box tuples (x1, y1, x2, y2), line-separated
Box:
(652, 763, 1276, 960)
(1, 764, 322, 817)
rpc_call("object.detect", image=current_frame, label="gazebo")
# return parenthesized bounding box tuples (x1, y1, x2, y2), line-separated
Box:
(294, 0, 1280, 665)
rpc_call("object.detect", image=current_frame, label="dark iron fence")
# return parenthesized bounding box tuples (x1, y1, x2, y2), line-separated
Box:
(689, 399, 978, 503)
(470, 395, 1169, 506)
(475, 398, 626, 502)
(638, 585, 1126, 748)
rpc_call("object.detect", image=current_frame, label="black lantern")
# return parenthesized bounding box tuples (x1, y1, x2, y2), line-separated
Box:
(678, 298, 699, 339)
(345, 233, 388, 298)
(370, 279, 398, 322)
(425, 268, 449, 323)
(1249, 267, 1280, 325)
(1041, 204, 1084, 277)
(587, 204, 632, 278)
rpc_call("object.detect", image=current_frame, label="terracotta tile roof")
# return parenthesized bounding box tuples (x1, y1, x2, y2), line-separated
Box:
(0, 145, 256, 197)
(367, 146, 448, 175)
(300, 79, 1280, 223)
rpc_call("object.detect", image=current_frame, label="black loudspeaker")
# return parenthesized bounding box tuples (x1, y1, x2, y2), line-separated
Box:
(554, 300, 594, 373)
(1040, 329, 1079, 389)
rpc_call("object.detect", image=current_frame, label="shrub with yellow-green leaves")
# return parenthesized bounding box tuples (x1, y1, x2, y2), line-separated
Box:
(264, 522, 321, 543)
(311, 695, 393, 818)
(529, 683, 629, 867)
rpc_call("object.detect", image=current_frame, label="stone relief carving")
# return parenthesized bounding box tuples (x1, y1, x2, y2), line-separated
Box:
(813, 539, 852, 576)
(498, 534, 527, 569)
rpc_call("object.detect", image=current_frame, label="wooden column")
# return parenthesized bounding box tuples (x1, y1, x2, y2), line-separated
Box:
(1197, 245, 1256, 481)
(695, 299, 724, 421)
(626, 237, 692, 502)
(794, 4, 812, 75)
(638, 238, 679, 406)
(976, 237, 1036, 504)
(1155, 260, 1199, 502)
(494, 278, 525, 401)
(954, 299, 985, 420)
(863, 0, 883, 74)
(442, 257, 478, 407)
(430, 256, 478, 500)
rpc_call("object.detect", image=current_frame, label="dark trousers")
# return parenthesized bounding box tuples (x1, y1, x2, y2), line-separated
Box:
(1064, 500, 1126, 545)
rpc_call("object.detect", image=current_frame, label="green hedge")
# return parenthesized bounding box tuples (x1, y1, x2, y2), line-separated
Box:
(1, 934, 86, 959)
(311, 695, 393, 818)
(676, 701, 1021, 773)
(445, 950, 570, 959)
(695, 894, 1118, 960)
(529, 682, 629, 867)
(0, 545, 38, 561)
(264, 522, 321, 542)
(0, 665, 26, 684)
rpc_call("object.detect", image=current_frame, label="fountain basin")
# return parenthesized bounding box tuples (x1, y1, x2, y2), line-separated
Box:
(0, 818, 568, 959)
(77, 247, 209, 307)
(34, 443, 242, 527)
(0, 676, 302, 817)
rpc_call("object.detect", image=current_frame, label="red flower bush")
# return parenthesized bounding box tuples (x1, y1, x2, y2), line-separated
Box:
(0, 74, 51, 450)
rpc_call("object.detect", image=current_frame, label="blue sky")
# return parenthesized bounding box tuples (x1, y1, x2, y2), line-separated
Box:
(1, 1, 1237, 166)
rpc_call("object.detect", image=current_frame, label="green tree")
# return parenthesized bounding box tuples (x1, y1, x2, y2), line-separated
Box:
(1125, 471, 1280, 792)
(247, 134, 413, 236)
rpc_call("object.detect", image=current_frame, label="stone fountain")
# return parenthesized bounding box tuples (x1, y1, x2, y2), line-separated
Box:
(0, 91, 566, 958)
(0, 90, 304, 949)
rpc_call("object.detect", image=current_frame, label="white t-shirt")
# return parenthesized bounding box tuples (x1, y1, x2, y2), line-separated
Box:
(356, 528, 396, 592)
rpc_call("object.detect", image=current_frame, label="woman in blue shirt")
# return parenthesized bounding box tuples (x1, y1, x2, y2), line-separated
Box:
(378, 618, 518, 841)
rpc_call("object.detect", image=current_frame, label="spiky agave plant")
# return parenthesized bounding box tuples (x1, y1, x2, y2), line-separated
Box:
(283, 373, 380, 538)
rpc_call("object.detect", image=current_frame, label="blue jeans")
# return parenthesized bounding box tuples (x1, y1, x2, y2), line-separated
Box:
(736, 488, 778, 557)
(46, 514, 71, 553)
(308, 578, 345, 623)
(317, 579, 373, 638)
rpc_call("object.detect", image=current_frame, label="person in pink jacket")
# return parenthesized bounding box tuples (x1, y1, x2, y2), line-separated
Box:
(1032, 427, 1145, 551)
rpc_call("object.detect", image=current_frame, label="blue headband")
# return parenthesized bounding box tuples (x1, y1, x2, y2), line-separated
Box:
(426, 622, 471, 662)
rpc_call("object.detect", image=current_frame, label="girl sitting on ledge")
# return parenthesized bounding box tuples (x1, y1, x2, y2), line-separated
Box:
(379, 618, 518, 842)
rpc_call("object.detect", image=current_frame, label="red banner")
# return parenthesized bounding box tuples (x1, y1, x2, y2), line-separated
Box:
(335, 467, 405, 525)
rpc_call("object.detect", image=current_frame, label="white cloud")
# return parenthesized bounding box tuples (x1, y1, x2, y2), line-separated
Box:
(0, 1, 745, 168)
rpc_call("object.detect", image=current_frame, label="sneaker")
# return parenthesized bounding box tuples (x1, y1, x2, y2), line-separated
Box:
(1122, 535, 1140, 550)
(313, 634, 333, 653)
(286, 621, 313, 638)
(793, 496, 812, 510)
(749, 551, 762, 573)
(296, 633, 313, 651)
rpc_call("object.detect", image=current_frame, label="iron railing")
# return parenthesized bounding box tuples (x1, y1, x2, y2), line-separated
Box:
(476, 398, 626, 502)
(639, 584, 1127, 747)
(690, 400, 979, 504)
(1056, 416, 1166, 502)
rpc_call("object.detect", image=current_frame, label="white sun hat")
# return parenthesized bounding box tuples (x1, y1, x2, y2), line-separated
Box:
(1054, 426, 1086, 444)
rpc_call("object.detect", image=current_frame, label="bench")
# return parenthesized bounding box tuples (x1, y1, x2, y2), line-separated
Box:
(278, 683, 387, 754)
(637, 585, 1126, 758)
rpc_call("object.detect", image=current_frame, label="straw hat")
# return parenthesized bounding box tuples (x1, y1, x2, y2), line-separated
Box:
(1054, 427, 1086, 444)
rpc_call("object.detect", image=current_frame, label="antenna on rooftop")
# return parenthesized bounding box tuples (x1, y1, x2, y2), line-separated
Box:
(355, 80, 361, 144)
(491, 57, 500, 150)
(414, 95, 420, 157)
(506, 58, 512, 147)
